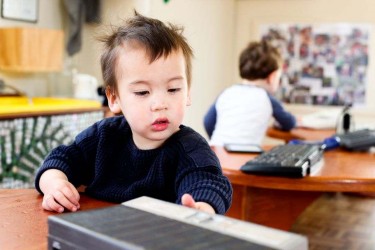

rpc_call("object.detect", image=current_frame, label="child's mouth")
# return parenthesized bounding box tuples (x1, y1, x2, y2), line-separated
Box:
(152, 119, 169, 131)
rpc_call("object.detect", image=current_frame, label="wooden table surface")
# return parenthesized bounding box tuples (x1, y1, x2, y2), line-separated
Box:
(0, 189, 115, 250)
(267, 127, 336, 142)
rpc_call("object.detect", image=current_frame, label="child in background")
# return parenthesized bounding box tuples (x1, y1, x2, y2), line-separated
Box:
(35, 12, 232, 215)
(204, 40, 296, 146)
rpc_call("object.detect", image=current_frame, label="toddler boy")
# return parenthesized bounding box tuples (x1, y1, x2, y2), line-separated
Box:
(35, 12, 232, 215)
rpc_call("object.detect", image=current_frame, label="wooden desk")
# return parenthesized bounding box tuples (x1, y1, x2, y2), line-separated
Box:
(267, 127, 335, 142)
(213, 146, 375, 230)
(0, 189, 115, 250)
(3, 146, 375, 247)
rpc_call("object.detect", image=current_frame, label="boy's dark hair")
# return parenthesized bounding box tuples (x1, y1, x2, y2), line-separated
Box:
(99, 11, 193, 95)
(239, 40, 282, 80)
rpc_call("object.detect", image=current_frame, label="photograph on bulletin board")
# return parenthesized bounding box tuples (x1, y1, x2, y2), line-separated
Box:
(260, 23, 370, 106)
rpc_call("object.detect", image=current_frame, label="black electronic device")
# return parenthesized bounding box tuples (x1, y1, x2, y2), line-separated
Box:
(224, 143, 264, 153)
(336, 104, 353, 134)
(240, 144, 324, 178)
(47, 197, 308, 250)
(335, 129, 375, 151)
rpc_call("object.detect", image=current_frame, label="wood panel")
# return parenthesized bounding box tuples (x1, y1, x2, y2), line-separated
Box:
(0, 27, 63, 72)
(226, 184, 322, 230)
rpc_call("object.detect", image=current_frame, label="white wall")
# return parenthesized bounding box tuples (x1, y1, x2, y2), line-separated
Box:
(74, 0, 136, 81)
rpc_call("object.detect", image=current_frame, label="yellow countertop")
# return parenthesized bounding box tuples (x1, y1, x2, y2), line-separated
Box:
(0, 97, 102, 117)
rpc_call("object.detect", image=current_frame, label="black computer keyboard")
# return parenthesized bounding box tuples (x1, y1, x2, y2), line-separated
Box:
(335, 129, 375, 151)
(240, 144, 324, 178)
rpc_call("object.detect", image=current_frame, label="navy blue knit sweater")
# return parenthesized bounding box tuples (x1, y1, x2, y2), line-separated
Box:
(35, 116, 232, 214)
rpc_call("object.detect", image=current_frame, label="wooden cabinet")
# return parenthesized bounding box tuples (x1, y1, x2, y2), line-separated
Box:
(0, 27, 64, 72)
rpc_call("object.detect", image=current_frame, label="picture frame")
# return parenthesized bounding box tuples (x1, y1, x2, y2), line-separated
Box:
(1, 0, 38, 23)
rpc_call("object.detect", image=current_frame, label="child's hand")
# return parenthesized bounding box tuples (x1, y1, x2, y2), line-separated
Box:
(40, 169, 80, 213)
(42, 180, 80, 213)
(181, 193, 215, 214)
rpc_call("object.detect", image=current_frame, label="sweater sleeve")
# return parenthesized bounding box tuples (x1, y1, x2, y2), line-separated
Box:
(34, 121, 101, 194)
(203, 102, 217, 139)
(174, 129, 233, 214)
(268, 94, 296, 131)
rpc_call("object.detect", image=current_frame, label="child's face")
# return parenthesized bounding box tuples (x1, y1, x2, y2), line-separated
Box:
(108, 45, 191, 150)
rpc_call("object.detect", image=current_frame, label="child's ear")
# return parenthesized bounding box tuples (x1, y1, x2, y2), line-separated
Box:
(267, 70, 278, 84)
(266, 69, 281, 94)
(106, 88, 122, 114)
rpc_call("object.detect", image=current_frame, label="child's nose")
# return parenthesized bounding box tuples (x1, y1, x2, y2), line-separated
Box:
(150, 95, 168, 111)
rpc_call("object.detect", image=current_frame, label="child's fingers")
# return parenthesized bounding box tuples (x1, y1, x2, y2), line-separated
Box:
(43, 190, 79, 213)
(53, 189, 79, 212)
(181, 194, 215, 214)
(61, 185, 80, 207)
(181, 193, 196, 209)
(42, 193, 64, 213)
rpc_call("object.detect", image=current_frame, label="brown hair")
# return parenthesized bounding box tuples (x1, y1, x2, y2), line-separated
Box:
(239, 40, 282, 80)
(98, 11, 193, 94)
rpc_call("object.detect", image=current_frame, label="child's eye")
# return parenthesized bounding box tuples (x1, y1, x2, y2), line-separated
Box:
(134, 91, 149, 96)
(168, 88, 181, 93)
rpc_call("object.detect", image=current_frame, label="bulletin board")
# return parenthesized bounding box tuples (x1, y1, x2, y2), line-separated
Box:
(260, 23, 370, 106)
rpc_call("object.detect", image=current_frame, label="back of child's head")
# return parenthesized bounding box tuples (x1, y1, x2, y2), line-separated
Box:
(239, 40, 282, 81)
(99, 11, 193, 94)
